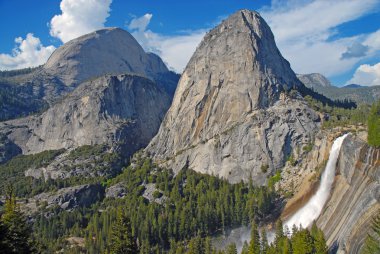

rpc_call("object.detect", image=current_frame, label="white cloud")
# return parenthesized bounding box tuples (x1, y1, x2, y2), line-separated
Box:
(260, 0, 380, 78)
(127, 14, 206, 73)
(128, 13, 152, 32)
(365, 29, 380, 52)
(0, 33, 56, 70)
(347, 63, 380, 86)
(50, 0, 112, 43)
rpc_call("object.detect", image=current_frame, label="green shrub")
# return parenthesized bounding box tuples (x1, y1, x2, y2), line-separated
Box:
(260, 164, 269, 173)
(152, 191, 163, 199)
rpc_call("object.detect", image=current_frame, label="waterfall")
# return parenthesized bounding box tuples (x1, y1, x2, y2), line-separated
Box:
(284, 133, 349, 232)
(216, 134, 349, 252)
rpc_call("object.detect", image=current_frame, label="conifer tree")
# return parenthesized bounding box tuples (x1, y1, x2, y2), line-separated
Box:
(311, 222, 328, 254)
(368, 100, 380, 147)
(109, 209, 138, 254)
(261, 228, 268, 254)
(249, 221, 261, 254)
(226, 243, 238, 254)
(0, 186, 35, 254)
(291, 228, 314, 254)
(362, 213, 380, 254)
(241, 241, 249, 254)
(274, 219, 284, 242)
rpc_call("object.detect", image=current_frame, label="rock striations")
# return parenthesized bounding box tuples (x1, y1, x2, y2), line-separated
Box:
(147, 10, 320, 183)
(317, 134, 380, 253)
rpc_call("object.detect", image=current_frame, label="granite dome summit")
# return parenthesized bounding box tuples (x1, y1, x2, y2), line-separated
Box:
(147, 10, 320, 183)
(43, 27, 169, 87)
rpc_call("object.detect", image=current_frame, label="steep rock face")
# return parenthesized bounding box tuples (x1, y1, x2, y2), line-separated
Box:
(43, 28, 168, 89)
(317, 134, 380, 253)
(147, 10, 320, 183)
(297, 73, 332, 89)
(24, 184, 104, 213)
(0, 74, 170, 158)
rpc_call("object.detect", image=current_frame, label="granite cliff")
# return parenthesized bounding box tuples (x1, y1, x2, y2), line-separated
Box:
(317, 134, 380, 253)
(146, 9, 320, 183)
(0, 74, 170, 160)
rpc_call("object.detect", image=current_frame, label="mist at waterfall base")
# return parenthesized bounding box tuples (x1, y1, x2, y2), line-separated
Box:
(231, 134, 349, 253)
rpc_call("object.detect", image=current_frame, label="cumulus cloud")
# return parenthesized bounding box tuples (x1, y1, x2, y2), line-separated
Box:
(346, 63, 380, 86)
(127, 14, 206, 73)
(260, 0, 379, 77)
(0, 33, 56, 70)
(50, 0, 112, 43)
(341, 42, 369, 59)
(128, 13, 152, 32)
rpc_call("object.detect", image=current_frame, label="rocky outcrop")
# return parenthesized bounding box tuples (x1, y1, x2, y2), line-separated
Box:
(0, 74, 170, 159)
(25, 184, 104, 212)
(105, 183, 128, 198)
(297, 73, 332, 89)
(0, 134, 21, 164)
(146, 10, 320, 183)
(316, 134, 380, 253)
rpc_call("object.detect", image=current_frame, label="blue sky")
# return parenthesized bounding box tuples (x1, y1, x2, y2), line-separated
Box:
(0, 0, 380, 86)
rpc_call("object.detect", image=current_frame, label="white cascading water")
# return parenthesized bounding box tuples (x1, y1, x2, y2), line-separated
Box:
(224, 134, 349, 252)
(283, 133, 349, 232)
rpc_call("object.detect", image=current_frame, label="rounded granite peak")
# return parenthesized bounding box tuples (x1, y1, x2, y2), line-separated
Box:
(43, 27, 168, 87)
(146, 8, 319, 183)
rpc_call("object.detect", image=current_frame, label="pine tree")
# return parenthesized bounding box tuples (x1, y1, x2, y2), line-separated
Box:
(362, 213, 380, 254)
(109, 209, 138, 254)
(188, 235, 204, 254)
(281, 237, 292, 254)
(274, 219, 284, 243)
(311, 222, 328, 254)
(241, 241, 249, 254)
(291, 229, 314, 254)
(226, 243, 238, 254)
(368, 100, 380, 147)
(0, 186, 35, 254)
(249, 221, 261, 254)
(261, 228, 268, 254)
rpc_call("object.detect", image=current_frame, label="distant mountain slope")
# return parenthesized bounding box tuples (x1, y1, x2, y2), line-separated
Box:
(342, 84, 363, 88)
(0, 74, 171, 162)
(297, 73, 332, 89)
(297, 73, 380, 104)
(0, 27, 179, 121)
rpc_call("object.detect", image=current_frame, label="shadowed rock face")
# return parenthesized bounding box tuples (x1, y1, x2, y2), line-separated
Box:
(0, 74, 170, 159)
(146, 10, 320, 184)
(317, 134, 380, 253)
